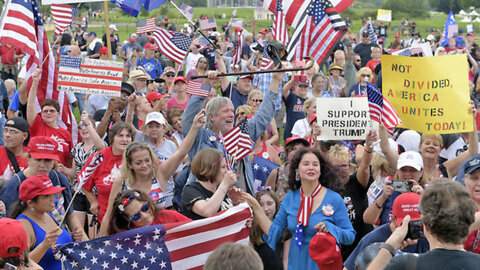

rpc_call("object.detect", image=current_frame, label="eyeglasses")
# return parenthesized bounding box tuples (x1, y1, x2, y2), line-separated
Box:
(236, 111, 246, 117)
(361, 74, 370, 78)
(126, 202, 150, 221)
(154, 51, 159, 53)
(251, 99, 263, 103)
(165, 74, 175, 77)
(42, 109, 57, 114)
(355, 59, 361, 62)
(3, 128, 21, 135)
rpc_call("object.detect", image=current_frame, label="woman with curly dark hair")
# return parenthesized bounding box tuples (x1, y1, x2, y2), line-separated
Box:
(244, 148, 355, 270)
(107, 189, 190, 235)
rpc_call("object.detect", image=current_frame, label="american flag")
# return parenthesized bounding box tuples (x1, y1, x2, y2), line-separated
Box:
(366, 82, 402, 135)
(186, 81, 210, 97)
(0, 0, 77, 143)
(229, 18, 244, 28)
(58, 203, 251, 270)
(367, 21, 378, 44)
(223, 119, 254, 161)
(262, 0, 353, 27)
(260, 41, 274, 70)
(196, 37, 210, 51)
(252, 156, 279, 190)
(200, 17, 217, 30)
(273, 0, 289, 45)
(180, 3, 194, 21)
(58, 56, 123, 97)
(51, 4, 78, 36)
(152, 26, 193, 65)
(75, 153, 104, 191)
(137, 17, 156, 34)
(288, 0, 347, 64)
(232, 31, 243, 65)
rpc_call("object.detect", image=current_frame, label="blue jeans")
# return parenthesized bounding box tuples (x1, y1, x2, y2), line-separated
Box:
(75, 93, 86, 113)
(0, 114, 6, 146)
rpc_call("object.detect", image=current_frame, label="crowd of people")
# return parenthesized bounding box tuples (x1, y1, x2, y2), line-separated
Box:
(2, 11, 480, 270)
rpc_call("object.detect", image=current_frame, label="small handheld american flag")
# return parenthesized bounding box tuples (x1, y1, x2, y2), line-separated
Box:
(366, 82, 402, 135)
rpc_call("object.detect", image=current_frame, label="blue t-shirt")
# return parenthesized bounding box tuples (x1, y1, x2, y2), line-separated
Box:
(344, 223, 430, 270)
(137, 57, 163, 79)
(8, 90, 19, 111)
(378, 191, 401, 225)
(283, 92, 306, 140)
(222, 82, 248, 112)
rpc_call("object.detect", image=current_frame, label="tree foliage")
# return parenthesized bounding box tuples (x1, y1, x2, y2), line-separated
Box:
(429, 0, 462, 14)
(460, 0, 478, 10)
(382, 0, 428, 18)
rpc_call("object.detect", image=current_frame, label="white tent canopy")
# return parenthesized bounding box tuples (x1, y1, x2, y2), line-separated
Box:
(461, 17, 472, 22)
(470, 10, 480, 17)
(475, 17, 480, 23)
(459, 10, 468, 16)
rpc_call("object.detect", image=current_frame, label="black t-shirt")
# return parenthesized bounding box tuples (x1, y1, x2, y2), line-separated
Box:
(202, 48, 216, 70)
(354, 42, 379, 67)
(385, 249, 480, 270)
(341, 173, 374, 260)
(181, 181, 233, 220)
(102, 34, 118, 55)
(254, 243, 283, 270)
(75, 32, 87, 51)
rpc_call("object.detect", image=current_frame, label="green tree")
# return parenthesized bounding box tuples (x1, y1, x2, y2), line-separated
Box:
(429, 0, 462, 14)
(460, 0, 477, 9)
(383, 0, 428, 18)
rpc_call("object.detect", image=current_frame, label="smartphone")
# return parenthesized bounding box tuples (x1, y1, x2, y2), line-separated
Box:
(390, 180, 412, 193)
(405, 220, 424, 240)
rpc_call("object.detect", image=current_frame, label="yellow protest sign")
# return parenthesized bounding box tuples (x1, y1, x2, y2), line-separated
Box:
(377, 9, 392, 22)
(382, 55, 472, 134)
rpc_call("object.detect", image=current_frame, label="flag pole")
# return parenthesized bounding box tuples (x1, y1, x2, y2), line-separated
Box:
(103, 1, 113, 60)
(168, 0, 219, 50)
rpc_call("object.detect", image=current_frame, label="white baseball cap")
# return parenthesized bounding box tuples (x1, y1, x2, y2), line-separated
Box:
(397, 151, 423, 171)
(145, 112, 166, 125)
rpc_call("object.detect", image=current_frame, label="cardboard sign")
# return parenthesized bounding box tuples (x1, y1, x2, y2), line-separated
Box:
(382, 54, 473, 134)
(316, 97, 371, 140)
(58, 56, 123, 97)
(377, 9, 392, 22)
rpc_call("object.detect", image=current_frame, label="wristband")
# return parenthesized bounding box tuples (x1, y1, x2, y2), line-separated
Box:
(365, 148, 373, 153)
(380, 243, 396, 257)
(374, 200, 383, 209)
(218, 186, 227, 194)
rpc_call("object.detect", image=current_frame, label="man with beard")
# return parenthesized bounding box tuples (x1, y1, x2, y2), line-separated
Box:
(128, 67, 149, 96)
(0, 117, 28, 187)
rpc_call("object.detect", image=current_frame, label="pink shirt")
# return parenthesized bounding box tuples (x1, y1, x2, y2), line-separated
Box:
(167, 95, 189, 111)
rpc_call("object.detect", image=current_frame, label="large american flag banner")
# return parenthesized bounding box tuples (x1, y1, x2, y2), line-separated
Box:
(0, 0, 77, 143)
(58, 56, 123, 97)
(199, 17, 217, 30)
(152, 26, 193, 65)
(137, 17, 156, 34)
(232, 31, 243, 65)
(366, 82, 402, 135)
(273, 0, 289, 45)
(288, 0, 347, 65)
(58, 203, 251, 270)
(223, 119, 254, 161)
(51, 4, 78, 36)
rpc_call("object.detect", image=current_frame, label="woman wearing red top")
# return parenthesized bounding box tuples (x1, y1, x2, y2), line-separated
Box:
(26, 69, 73, 167)
(81, 122, 134, 224)
(107, 189, 191, 235)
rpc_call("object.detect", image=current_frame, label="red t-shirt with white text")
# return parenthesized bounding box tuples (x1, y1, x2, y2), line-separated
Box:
(0, 146, 28, 181)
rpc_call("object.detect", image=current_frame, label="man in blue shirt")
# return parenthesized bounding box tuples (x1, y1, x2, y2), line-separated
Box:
(137, 42, 163, 79)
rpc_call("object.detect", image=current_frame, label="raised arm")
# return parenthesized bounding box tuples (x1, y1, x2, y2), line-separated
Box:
(357, 130, 378, 188)
(216, 51, 231, 92)
(96, 98, 116, 138)
(125, 94, 138, 132)
(26, 69, 41, 126)
(379, 125, 399, 170)
(282, 77, 294, 100)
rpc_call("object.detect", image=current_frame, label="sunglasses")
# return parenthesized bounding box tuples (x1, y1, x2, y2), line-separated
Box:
(126, 202, 150, 221)
(165, 74, 175, 77)
(361, 74, 370, 77)
(154, 51, 159, 53)
(251, 99, 263, 103)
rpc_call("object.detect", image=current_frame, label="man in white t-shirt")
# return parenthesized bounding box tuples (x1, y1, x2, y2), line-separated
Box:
(184, 42, 203, 76)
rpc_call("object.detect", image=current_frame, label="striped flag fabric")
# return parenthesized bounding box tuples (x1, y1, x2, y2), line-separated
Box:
(223, 119, 254, 161)
(367, 21, 378, 44)
(273, 0, 289, 45)
(366, 82, 402, 135)
(75, 153, 104, 191)
(58, 203, 251, 270)
(186, 81, 210, 97)
(260, 41, 274, 70)
(180, 3, 194, 21)
(229, 18, 244, 28)
(137, 17, 156, 34)
(51, 4, 78, 36)
(289, 0, 347, 65)
(200, 17, 217, 30)
(232, 31, 243, 65)
(0, 0, 77, 143)
(152, 26, 193, 65)
(58, 56, 123, 97)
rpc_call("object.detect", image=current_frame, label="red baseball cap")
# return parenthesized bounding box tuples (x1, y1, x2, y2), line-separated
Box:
(19, 174, 65, 202)
(99, 46, 108, 55)
(144, 43, 156, 50)
(27, 136, 59, 161)
(309, 231, 343, 270)
(146, 91, 164, 103)
(309, 114, 317, 125)
(259, 28, 267, 34)
(0, 218, 28, 259)
(285, 136, 309, 147)
(392, 192, 422, 224)
(174, 76, 187, 84)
